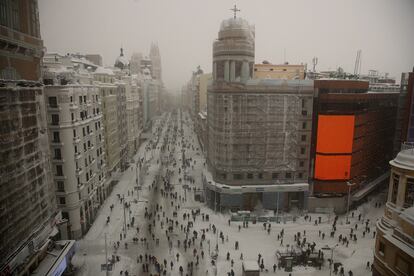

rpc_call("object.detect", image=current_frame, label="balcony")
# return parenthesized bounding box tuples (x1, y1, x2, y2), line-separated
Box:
(73, 136, 81, 143)
(75, 168, 83, 175)
(51, 139, 64, 146)
(47, 104, 61, 111)
(75, 151, 82, 159)
(69, 103, 78, 110)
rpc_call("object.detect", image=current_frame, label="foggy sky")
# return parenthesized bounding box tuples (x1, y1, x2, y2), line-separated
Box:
(39, 0, 414, 91)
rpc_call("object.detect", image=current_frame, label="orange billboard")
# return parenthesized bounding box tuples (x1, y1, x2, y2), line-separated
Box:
(314, 154, 351, 180)
(316, 115, 355, 154)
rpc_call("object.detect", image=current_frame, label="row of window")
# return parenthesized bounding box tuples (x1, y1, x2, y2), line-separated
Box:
(220, 171, 306, 180)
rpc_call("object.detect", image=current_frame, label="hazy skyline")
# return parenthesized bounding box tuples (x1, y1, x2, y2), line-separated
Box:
(39, 0, 414, 90)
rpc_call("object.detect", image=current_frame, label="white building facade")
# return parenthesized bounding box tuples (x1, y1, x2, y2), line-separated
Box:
(44, 84, 106, 239)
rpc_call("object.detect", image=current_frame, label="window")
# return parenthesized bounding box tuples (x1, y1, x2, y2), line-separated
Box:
(258, 173, 263, 179)
(271, 173, 278, 179)
(234, 174, 242, 180)
(51, 114, 59, 125)
(73, 129, 77, 138)
(83, 143, 87, 152)
(85, 158, 88, 167)
(221, 173, 227, 180)
(62, 212, 69, 220)
(300, 161, 304, 167)
(86, 173, 89, 182)
(0, 1, 8, 26)
(391, 173, 400, 204)
(302, 122, 307, 129)
(378, 241, 385, 256)
(71, 113, 74, 121)
(87, 125, 90, 133)
(57, 181, 64, 192)
(11, 0, 19, 30)
(88, 140, 91, 148)
(83, 95, 86, 103)
(48, 96, 57, 107)
(53, 131, 60, 143)
(300, 147, 306, 154)
(74, 145, 78, 154)
(286, 172, 292, 179)
(83, 127, 86, 137)
(79, 96, 82, 104)
(301, 135, 306, 142)
(395, 255, 409, 276)
(59, 197, 66, 205)
(247, 173, 253, 179)
(301, 99, 306, 108)
(70, 96, 73, 102)
(298, 173, 303, 179)
(54, 148, 62, 160)
(56, 165, 63, 176)
(404, 178, 414, 207)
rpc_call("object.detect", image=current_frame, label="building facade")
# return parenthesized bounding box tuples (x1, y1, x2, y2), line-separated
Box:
(373, 142, 414, 276)
(44, 84, 106, 239)
(121, 76, 140, 159)
(98, 83, 120, 175)
(309, 80, 399, 212)
(204, 16, 313, 211)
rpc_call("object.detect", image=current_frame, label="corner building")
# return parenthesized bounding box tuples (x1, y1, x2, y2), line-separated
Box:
(373, 143, 414, 276)
(204, 17, 313, 211)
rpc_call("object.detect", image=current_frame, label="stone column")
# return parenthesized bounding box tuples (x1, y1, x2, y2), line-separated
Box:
(213, 62, 217, 81)
(241, 61, 249, 83)
(230, 61, 236, 82)
(224, 60, 230, 82)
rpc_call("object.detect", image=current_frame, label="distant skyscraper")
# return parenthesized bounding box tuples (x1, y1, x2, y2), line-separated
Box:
(149, 42, 162, 81)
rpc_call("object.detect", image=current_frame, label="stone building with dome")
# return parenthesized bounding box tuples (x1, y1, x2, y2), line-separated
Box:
(114, 48, 129, 70)
(203, 15, 314, 211)
(373, 142, 414, 276)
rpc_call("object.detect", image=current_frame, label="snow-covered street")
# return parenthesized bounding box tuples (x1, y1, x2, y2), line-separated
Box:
(72, 110, 385, 276)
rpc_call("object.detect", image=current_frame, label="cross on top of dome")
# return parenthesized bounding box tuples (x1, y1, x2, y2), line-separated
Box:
(230, 4, 240, 19)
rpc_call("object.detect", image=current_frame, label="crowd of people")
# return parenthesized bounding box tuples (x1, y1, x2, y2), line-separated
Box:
(99, 110, 381, 276)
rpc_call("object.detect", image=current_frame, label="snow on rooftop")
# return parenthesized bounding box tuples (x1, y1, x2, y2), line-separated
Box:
(94, 66, 115, 75)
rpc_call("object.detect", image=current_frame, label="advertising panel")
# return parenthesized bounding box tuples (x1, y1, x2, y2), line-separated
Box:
(316, 115, 355, 154)
(315, 154, 351, 180)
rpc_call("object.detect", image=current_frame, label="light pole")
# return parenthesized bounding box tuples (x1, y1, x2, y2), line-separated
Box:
(346, 181, 355, 224)
(122, 195, 127, 237)
(322, 244, 338, 276)
(104, 233, 109, 276)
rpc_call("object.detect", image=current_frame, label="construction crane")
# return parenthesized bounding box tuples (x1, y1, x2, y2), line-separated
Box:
(354, 50, 362, 77)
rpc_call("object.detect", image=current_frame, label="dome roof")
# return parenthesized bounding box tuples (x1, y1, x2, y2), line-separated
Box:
(218, 17, 254, 40)
(114, 48, 129, 70)
(390, 148, 414, 170)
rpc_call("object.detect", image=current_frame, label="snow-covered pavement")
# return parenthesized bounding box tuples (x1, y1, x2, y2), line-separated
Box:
(72, 110, 384, 276)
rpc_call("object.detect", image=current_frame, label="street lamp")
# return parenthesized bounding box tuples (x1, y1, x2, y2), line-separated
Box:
(346, 181, 356, 224)
(321, 244, 338, 276)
